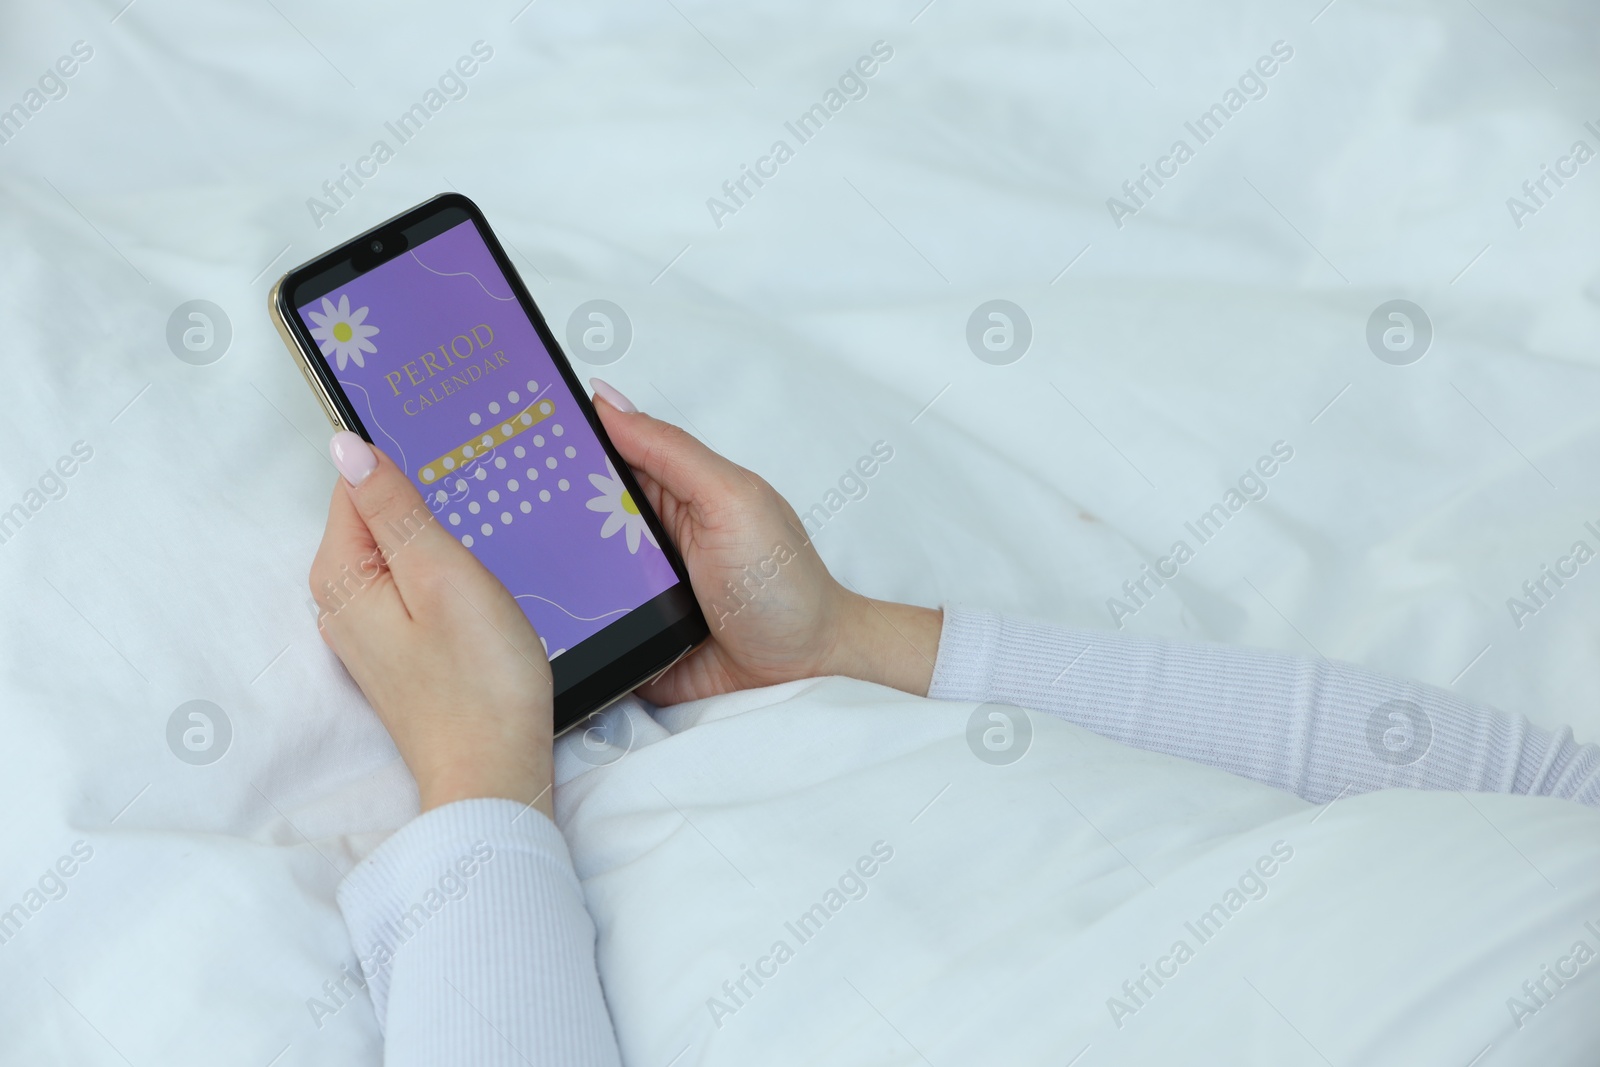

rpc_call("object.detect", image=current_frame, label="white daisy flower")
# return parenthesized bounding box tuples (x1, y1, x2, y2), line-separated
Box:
(585, 458, 657, 554)
(308, 294, 378, 371)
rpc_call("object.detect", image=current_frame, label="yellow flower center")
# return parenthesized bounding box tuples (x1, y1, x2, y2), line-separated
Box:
(333, 322, 353, 342)
(621, 491, 639, 516)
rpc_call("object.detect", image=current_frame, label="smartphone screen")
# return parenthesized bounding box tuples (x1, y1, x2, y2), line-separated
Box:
(289, 216, 680, 660)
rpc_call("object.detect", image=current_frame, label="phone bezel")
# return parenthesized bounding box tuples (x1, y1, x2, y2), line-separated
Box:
(270, 192, 707, 733)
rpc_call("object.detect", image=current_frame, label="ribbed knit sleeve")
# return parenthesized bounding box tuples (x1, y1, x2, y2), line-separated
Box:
(929, 604, 1600, 806)
(336, 797, 621, 1066)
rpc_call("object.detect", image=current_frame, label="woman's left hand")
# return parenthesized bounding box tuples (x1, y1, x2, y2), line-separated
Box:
(310, 432, 555, 817)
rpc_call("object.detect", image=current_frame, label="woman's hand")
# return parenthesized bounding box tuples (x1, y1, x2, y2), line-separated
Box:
(311, 433, 554, 817)
(590, 379, 942, 706)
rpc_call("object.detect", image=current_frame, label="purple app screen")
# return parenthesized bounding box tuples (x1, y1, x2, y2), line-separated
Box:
(297, 220, 677, 658)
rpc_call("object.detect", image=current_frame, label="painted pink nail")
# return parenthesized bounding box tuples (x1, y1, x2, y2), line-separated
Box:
(330, 431, 377, 486)
(590, 378, 638, 414)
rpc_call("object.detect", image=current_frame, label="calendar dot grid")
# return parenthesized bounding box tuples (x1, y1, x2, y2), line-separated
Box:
(426, 381, 577, 552)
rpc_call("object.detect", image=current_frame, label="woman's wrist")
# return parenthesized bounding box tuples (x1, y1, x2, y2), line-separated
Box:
(825, 591, 942, 697)
(416, 748, 554, 819)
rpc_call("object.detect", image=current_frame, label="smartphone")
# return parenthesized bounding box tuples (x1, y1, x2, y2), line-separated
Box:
(269, 193, 707, 732)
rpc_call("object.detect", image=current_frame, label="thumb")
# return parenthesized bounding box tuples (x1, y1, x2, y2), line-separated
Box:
(590, 380, 744, 509)
(329, 431, 461, 589)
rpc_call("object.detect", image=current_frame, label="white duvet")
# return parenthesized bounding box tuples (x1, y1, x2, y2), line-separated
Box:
(564, 679, 1600, 1066)
(3, 0, 1599, 1063)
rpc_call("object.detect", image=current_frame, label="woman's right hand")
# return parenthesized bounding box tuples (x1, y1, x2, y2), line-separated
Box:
(589, 379, 942, 706)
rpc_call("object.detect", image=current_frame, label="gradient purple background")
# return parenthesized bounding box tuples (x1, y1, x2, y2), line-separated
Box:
(297, 220, 677, 656)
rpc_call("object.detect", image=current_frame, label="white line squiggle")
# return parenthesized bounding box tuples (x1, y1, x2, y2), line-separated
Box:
(512, 593, 630, 623)
(340, 378, 410, 473)
(409, 248, 514, 301)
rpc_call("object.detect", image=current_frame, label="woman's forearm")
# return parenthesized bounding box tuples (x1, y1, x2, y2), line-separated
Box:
(826, 594, 943, 697)
(337, 799, 621, 1067)
(922, 605, 1600, 806)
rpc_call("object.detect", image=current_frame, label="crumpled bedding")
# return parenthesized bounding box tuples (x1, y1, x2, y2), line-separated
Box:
(1, 0, 1597, 1062)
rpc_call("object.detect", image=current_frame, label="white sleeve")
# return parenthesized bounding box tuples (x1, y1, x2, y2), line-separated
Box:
(336, 797, 621, 1067)
(929, 604, 1600, 806)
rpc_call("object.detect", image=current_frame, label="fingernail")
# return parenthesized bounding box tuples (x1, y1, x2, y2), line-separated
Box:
(330, 431, 377, 486)
(590, 378, 637, 414)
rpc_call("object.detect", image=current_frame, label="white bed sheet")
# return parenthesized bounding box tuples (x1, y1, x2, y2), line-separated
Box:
(1, 0, 1598, 1062)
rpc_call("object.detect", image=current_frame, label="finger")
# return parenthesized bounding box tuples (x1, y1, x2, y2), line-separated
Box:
(625, 465, 698, 547)
(590, 382, 745, 514)
(635, 640, 722, 706)
(311, 477, 374, 590)
(309, 480, 404, 633)
(328, 431, 468, 592)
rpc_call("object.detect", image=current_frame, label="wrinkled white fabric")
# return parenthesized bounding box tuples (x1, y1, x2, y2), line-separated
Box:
(341, 604, 1600, 1065)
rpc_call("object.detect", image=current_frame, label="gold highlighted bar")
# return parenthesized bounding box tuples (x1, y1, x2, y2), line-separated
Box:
(418, 397, 556, 484)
